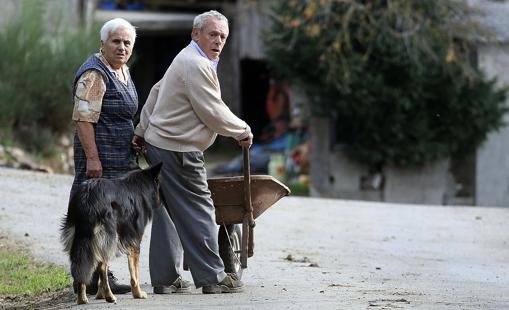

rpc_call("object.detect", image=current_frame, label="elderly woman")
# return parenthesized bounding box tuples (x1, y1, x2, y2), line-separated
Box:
(70, 18, 138, 295)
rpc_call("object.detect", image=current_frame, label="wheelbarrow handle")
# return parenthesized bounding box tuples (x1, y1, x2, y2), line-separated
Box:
(242, 146, 253, 217)
(241, 146, 255, 268)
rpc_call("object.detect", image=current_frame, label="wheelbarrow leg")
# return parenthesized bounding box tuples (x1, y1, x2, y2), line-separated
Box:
(241, 218, 249, 268)
(248, 225, 254, 258)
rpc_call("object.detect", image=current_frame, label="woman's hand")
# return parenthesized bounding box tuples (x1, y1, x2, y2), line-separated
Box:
(86, 158, 103, 178)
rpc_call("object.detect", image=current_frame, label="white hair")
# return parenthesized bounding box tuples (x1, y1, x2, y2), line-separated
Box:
(100, 18, 136, 43)
(193, 10, 228, 29)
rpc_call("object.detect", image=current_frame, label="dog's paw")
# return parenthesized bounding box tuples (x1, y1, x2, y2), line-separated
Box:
(105, 294, 117, 303)
(95, 290, 104, 299)
(77, 296, 89, 305)
(133, 290, 148, 299)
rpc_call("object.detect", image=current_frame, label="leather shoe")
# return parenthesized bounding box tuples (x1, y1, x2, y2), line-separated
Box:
(73, 270, 130, 295)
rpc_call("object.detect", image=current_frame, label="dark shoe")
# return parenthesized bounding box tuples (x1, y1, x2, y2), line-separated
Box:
(202, 273, 244, 294)
(73, 270, 130, 295)
(154, 276, 192, 294)
(107, 270, 131, 294)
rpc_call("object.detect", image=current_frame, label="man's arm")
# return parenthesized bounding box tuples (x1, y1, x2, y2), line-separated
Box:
(134, 80, 161, 138)
(186, 64, 252, 142)
(132, 80, 162, 153)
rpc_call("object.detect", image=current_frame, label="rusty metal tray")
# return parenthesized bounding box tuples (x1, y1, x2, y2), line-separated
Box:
(209, 175, 290, 225)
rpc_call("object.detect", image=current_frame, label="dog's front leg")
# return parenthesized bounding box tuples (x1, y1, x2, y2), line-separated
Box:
(128, 247, 147, 299)
(77, 283, 89, 304)
(97, 262, 117, 303)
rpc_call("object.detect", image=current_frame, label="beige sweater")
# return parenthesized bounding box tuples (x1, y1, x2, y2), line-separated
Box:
(135, 45, 251, 152)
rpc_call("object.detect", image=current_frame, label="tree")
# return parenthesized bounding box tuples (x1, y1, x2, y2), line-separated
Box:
(264, 0, 507, 169)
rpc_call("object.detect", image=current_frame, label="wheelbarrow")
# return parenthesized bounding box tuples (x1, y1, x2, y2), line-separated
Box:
(208, 147, 290, 277)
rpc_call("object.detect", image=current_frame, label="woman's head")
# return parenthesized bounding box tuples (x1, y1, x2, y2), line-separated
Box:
(100, 18, 136, 69)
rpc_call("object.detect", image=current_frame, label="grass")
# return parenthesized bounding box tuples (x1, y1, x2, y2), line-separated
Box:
(0, 244, 71, 297)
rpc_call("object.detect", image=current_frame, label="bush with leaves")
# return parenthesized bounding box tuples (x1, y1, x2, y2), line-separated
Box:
(0, 0, 99, 155)
(264, 0, 508, 169)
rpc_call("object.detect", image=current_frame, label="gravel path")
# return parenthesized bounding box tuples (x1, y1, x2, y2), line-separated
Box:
(1, 167, 509, 309)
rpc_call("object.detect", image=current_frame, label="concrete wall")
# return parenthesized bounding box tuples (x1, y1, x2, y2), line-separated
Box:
(310, 117, 451, 205)
(476, 43, 509, 207)
(236, 0, 271, 60)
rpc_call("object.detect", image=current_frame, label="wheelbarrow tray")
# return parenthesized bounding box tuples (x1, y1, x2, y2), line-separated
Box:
(208, 175, 290, 225)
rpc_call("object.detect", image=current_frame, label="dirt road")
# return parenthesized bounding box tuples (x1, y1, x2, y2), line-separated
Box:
(1, 167, 508, 309)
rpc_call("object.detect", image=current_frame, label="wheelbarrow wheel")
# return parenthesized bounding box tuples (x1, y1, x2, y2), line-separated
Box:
(218, 224, 242, 278)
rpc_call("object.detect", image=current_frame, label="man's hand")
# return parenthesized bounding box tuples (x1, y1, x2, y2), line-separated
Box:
(132, 135, 145, 155)
(239, 133, 254, 148)
(86, 158, 102, 178)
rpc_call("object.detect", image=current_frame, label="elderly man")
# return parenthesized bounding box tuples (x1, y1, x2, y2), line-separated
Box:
(132, 10, 252, 294)
(71, 18, 138, 295)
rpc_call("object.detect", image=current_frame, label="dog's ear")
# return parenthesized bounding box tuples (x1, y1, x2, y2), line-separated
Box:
(146, 162, 163, 178)
(128, 159, 141, 171)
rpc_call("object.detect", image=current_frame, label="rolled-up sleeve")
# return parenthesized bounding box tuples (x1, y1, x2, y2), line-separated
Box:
(72, 70, 106, 123)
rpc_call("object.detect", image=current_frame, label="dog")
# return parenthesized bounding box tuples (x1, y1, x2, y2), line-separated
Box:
(60, 163, 162, 304)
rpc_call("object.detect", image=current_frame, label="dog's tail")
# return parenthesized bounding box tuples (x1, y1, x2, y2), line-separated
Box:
(62, 218, 118, 284)
(61, 215, 96, 284)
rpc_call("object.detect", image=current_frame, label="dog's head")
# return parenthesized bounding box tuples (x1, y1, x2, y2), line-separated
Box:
(141, 162, 163, 208)
(145, 162, 163, 180)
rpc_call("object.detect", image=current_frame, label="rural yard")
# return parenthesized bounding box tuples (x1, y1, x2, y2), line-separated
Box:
(0, 166, 508, 309)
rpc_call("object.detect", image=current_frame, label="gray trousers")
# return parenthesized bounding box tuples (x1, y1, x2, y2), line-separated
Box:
(145, 142, 227, 288)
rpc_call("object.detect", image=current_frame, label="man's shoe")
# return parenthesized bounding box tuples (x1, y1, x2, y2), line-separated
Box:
(72, 270, 129, 295)
(202, 273, 244, 294)
(154, 276, 192, 294)
(108, 271, 131, 294)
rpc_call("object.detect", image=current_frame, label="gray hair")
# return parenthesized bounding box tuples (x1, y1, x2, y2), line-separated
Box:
(193, 10, 228, 29)
(100, 18, 136, 43)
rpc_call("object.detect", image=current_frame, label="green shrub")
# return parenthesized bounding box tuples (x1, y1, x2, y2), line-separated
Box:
(264, 0, 508, 169)
(0, 0, 99, 156)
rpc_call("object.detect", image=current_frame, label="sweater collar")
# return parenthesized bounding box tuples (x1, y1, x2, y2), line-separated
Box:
(190, 40, 219, 72)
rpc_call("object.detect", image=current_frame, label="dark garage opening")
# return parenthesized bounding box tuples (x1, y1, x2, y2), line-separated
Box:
(130, 33, 190, 110)
(240, 59, 270, 143)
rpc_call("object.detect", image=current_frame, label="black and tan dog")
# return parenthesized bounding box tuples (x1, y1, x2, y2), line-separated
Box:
(61, 163, 162, 304)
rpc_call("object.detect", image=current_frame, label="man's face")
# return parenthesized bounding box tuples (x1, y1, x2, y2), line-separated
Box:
(101, 27, 134, 69)
(192, 18, 229, 60)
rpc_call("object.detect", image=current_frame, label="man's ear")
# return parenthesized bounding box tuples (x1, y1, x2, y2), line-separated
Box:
(191, 28, 199, 41)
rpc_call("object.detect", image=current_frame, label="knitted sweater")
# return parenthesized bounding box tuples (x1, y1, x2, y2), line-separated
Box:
(135, 45, 251, 152)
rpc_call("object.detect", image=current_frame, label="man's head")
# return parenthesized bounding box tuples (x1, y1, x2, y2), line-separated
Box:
(100, 18, 136, 69)
(191, 10, 229, 60)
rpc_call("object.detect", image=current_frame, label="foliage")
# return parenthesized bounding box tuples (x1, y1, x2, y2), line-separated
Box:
(0, 0, 99, 156)
(264, 0, 508, 168)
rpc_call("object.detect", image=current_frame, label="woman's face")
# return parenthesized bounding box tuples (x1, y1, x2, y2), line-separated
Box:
(101, 27, 134, 69)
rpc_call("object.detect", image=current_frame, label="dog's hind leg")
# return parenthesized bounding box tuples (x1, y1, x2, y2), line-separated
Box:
(128, 247, 147, 299)
(77, 283, 88, 304)
(97, 262, 117, 303)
